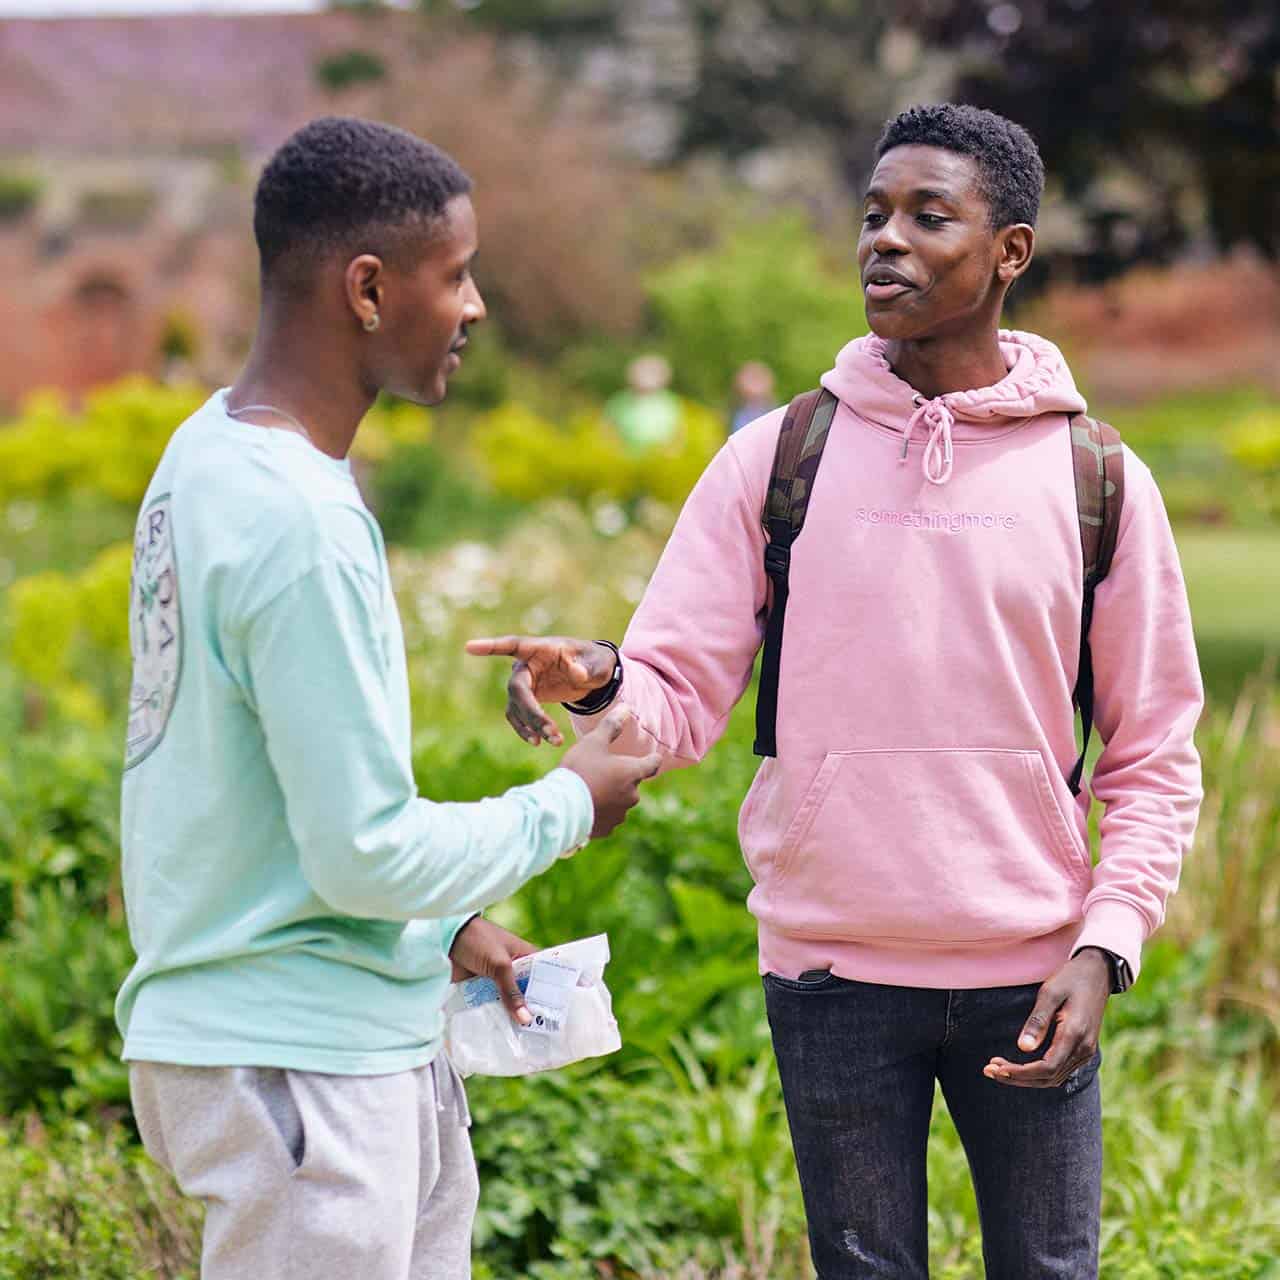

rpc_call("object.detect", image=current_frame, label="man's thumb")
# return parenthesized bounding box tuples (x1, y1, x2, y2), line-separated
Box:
(600, 704, 634, 742)
(1018, 991, 1058, 1052)
(635, 749, 663, 780)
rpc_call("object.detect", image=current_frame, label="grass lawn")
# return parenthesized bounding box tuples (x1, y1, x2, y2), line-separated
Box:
(1175, 526, 1280, 702)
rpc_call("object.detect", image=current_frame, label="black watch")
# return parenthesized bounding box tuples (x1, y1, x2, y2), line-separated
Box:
(1075, 945, 1132, 994)
(562, 641, 623, 715)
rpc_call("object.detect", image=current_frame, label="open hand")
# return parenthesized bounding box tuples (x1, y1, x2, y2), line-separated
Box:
(983, 948, 1111, 1088)
(465, 635, 617, 746)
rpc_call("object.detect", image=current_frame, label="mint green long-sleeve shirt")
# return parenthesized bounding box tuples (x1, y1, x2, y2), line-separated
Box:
(116, 391, 592, 1075)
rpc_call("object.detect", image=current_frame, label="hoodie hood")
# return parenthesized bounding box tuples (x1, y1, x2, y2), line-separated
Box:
(820, 329, 1088, 486)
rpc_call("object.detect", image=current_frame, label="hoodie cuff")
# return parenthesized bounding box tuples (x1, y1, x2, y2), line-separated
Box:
(1072, 900, 1149, 984)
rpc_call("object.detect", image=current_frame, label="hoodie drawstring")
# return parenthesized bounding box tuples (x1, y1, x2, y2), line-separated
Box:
(900, 394, 955, 486)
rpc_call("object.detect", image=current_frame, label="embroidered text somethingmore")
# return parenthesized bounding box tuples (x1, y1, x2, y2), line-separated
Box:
(855, 507, 1019, 533)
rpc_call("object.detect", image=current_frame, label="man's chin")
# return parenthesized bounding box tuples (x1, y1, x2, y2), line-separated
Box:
(865, 311, 930, 341)
(397, 377, 448, 409)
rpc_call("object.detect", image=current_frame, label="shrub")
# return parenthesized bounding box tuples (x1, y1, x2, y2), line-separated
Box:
(0, 378, 431, 510)
(157, 311, 201, 365)
(5, 542, 133, 726)
(0, 1116, 200, 1278)
(472, 398, 723, 508)
(78, 186, 158, 231)
(0, 171, 43, 222)
(1227, 408, 1280, 519)
(647, 213, 867, 406)
(373, 438, 523, 549)
(315, 47, 388, 92)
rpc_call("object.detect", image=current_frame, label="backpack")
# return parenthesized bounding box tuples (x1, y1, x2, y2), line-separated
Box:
(753, 388, 1125, 797)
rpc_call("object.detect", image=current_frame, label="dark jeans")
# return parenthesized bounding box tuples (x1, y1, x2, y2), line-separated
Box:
(764, 972, 1102, 1279)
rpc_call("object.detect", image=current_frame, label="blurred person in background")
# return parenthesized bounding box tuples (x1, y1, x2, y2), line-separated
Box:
(117, 116, 659, 1280)
(469, 104, 1202, 1279)
(728, 359, 777, 435)
(604, 352, 682, 452)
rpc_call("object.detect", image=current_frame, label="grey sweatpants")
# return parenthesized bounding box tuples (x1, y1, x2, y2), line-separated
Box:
(130, 1056, 479, 1280)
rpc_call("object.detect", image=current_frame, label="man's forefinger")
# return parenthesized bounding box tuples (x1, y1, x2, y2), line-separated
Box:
(493, 956, 532, 1027)
(466, 635, 528, 658)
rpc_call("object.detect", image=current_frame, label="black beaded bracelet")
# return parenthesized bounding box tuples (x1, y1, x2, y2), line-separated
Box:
(562, 640, 623, 715)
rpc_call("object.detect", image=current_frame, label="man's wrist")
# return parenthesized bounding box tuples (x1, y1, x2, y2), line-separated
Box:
(448, 912, 482, 956)
(1073, 945, 1131, 994)
(563, 641, 623, 715)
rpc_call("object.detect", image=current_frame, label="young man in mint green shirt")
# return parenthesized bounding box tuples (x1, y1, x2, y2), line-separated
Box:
(119, 116, 659, 1280)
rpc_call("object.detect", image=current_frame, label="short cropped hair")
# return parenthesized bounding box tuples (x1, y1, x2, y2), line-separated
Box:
(874, 103, 1044, 228)
(254, 116, 472, 294)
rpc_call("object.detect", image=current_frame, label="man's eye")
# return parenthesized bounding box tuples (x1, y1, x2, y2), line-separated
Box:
(863, 212, 886, 226)
(918, 214, 948, 227)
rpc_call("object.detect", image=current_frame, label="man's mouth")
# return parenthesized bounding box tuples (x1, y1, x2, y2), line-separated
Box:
(446, 337, 467, 371)
(863, 265, 917, 301)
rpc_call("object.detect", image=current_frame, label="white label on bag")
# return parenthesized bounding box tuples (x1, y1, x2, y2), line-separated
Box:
(522, 959, 580, 1036)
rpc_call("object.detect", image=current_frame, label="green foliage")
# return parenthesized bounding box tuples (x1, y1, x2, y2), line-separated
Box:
(77, 185, 158, 230)
(0, 728, 129, 1116)
(425, 0, 618, 39)
(1, 373, 1279, 1273)
(0, 170, 43, 221)
(0, 381, 204, 508)
(315, 47, 389, 92)
(5, 541, 132, 725)
(0, 378, 431, 510)
(1106, 387, 1280, 527)
(1177, 528, 1280, 702)
(157, 311, 201, 364)
(469, 1071, 748, 1278)
(647, 214, 866, 405)
(1227, 407, 1280, 520)
(472, 398, 723, 508)
(0, 1116, 200, 1278)
(373, 438, 523, 550)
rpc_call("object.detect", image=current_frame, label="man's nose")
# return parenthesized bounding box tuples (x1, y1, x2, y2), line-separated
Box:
(464, 278, 487, 325)
(872, 214, 910, 255)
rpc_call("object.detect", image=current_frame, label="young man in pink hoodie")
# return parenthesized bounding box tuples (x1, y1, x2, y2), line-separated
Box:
(470, 104, 1203, 1277)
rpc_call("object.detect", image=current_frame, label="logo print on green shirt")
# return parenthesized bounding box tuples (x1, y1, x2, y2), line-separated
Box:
(126, 494, 182, 769)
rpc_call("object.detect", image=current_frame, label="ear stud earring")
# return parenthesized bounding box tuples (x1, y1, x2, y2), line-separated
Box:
(363, 313, 381, 333)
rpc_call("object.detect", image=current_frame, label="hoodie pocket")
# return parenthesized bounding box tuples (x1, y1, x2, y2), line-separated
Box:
(770, 747, 1090, 946)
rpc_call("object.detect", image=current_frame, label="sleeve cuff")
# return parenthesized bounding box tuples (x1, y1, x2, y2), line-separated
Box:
(443, 912, 480, 958)
(1072, 900, 1149, 984)
(547, 766, 594, 858)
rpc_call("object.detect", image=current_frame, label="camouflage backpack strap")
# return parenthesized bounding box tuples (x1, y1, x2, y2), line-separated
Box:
(1068, 413, 1125, 795)
(753, 387, 839, 757)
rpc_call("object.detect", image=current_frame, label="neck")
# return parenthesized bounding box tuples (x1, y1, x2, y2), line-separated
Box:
(883, 328, 1008, 402)
(228, 306, 374, 459)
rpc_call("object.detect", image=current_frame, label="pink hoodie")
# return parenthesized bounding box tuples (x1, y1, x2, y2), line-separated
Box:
(575, 330, 1203, 988)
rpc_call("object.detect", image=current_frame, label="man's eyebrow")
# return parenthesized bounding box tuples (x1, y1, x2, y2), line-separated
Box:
(864, 185, 958, 203)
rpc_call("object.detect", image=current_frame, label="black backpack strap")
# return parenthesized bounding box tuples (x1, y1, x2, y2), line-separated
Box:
(753, 388, 838, 757)
(1068, 413, 1125, 795)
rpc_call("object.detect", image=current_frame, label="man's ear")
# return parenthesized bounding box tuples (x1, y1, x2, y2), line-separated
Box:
(345, 254, 385, 331)
(996, 223, 1035, 285)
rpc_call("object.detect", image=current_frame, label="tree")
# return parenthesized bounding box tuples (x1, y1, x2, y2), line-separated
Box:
(898, 0, 1280, 261)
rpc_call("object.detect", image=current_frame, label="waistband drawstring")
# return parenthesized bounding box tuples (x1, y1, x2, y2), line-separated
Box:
(431, 1053, 472, 1128)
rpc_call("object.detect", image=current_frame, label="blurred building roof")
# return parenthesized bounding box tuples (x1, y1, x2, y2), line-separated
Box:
(0, 11, 406, 155)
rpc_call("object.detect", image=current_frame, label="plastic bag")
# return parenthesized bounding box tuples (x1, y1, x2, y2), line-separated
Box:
(444, 933, 622, 1077)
